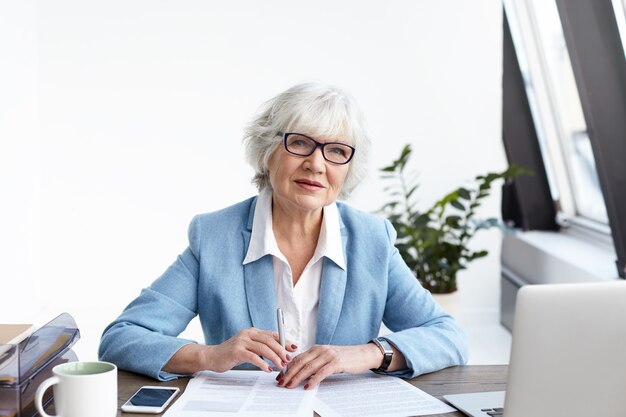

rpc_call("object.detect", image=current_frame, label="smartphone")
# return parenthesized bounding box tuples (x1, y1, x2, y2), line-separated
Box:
(121, 386, 180, 414)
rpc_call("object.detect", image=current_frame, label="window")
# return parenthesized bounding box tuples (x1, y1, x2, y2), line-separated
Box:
(503, 0, 609, 225)
(503, 0, 626, 278)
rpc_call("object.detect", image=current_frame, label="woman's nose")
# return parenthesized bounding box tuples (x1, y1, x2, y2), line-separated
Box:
(303, 147, 326, 173)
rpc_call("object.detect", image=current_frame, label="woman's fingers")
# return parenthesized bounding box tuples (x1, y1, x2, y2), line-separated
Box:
(240, 349, 274, 372)
(301, 364, 335, 389)
(248, 330, 293, 368)
(280, 346, 340, 389)
(249, 331, 283, 367)
(279, 344, 376, 389)
(215, 328, 294, 372)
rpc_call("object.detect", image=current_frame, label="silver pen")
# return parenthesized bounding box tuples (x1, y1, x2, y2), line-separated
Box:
(276, 307, 287, 373)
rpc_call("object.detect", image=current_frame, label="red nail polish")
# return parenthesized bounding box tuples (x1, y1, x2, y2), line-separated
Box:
(291, 344, 298, 349)
(278, 379, 284, 386)
(286, 354, 292, 361)
(281, 361, 287, 367)
(267, 366, 273, 372)
(304, 384, 309, 390)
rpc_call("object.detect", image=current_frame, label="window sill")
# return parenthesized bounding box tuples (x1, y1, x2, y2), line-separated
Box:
(500, 227, 618, 330)
(501, 227, 617, 284)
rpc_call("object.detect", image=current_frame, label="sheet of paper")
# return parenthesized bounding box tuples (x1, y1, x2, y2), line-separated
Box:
(163, 370, 317, 417)
(314, 372, 456, 417)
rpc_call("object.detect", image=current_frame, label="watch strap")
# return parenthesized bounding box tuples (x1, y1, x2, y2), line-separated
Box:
(369, 337, 393, 373)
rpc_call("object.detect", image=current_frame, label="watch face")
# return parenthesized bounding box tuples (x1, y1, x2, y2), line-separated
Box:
(375, 338, 393, 372)
(377, 338, 393, 353)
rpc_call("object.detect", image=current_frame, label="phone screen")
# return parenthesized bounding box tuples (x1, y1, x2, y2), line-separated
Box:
(127, 388, 179, 407)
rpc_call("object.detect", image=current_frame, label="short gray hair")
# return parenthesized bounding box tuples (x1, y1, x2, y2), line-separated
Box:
(243, 82, 371, 200)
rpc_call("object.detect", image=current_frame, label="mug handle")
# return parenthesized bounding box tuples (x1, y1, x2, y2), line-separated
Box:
(35, 376, 60, 417)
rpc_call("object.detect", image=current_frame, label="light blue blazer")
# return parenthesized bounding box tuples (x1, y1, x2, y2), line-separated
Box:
(99, 196, 468, 380)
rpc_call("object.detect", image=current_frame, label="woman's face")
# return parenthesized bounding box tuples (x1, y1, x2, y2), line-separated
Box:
(268, 133, 351, 216)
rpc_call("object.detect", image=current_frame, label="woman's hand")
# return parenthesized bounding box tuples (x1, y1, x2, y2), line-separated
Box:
(163, 328, 297, 375)
(208, 328, 297, 372)
(277, 343, 383, 390)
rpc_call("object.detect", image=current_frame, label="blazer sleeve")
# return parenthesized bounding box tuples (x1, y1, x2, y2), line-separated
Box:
(98, 217, 204, 381)
(379, 219, 469, 378)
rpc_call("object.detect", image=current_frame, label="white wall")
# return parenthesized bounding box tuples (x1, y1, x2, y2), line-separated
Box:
(2, 1, 506, 360)
(1, 0, 42, 317)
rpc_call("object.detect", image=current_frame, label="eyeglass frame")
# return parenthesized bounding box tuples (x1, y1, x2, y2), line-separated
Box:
(278, 132, 356, 165)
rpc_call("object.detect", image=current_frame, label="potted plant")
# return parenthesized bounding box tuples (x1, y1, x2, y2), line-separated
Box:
(379, 144, 527, 294)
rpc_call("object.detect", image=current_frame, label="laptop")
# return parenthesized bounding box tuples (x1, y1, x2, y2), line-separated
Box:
(444, 281, 626, 417)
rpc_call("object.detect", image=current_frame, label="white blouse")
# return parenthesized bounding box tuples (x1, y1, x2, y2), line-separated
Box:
(242, 188, 346, 354)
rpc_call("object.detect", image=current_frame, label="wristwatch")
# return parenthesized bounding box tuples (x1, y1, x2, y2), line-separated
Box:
(369, 337, 393, 373)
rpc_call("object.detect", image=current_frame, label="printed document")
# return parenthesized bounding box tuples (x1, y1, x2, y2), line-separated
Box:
(314, 372, 456, 416)
(163, 370, 317, 417)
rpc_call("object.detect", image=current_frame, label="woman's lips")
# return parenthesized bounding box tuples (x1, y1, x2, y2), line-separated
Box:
(295, 179, 324, 191)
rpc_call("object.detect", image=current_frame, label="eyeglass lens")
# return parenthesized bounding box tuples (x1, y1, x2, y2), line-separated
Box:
(285, 134, 353, 164)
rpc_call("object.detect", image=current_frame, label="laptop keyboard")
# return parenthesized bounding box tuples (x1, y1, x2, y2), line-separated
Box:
(481, 408, 504, 416)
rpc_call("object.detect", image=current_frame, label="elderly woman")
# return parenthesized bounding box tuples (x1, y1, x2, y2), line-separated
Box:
(99, 82, 467, 389)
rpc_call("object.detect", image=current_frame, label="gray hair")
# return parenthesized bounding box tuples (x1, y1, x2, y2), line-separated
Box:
(243, 82, 371, 200)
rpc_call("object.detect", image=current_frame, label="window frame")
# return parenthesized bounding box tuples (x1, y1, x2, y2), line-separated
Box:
(555, 0, 626, 278)
(502, 10, 559, 232)
(505, 0, 609, 225)
(503, 0, 626, 278)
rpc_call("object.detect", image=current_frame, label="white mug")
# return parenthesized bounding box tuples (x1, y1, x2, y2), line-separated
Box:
(35, 361, 117, 417)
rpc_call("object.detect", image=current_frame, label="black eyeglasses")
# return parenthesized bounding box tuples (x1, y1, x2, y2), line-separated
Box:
(280, 132, 355, 165)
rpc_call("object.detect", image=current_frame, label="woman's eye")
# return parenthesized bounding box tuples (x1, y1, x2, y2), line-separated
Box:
(328, 146, 347, 157)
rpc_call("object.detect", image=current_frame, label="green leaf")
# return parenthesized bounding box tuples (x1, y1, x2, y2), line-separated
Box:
(406, 184, 419, 199)
(505, 163, 534, 178)
(394, 145, 412, 171)
(399, 144, 412, 161)
(388, 215, 402, 225)
(439, 190, 459, 205)
(450, 200, 465, 211)
(468, 250, 489, 260)
(445, 217, 462, 230)
(413, 213, 431, 228)
(484, 173, 499, 183)
(457, 188, 471, 200)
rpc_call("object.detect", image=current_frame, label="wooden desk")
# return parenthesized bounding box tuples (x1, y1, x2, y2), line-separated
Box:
(114, 365, 507, 417)
(406, 365, 507, 417)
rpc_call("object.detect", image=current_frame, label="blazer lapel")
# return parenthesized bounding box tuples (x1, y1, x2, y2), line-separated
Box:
(316, 221, 349, 345)
(242, 197, 278, 331)
(243, 255, 277, 331)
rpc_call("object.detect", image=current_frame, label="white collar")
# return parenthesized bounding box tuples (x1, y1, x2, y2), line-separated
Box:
(243, 188, 346, 270)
